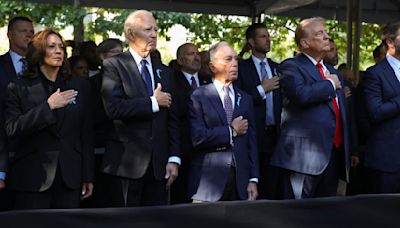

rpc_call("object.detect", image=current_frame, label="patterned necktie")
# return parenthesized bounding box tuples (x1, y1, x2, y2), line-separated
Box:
(224, 86, 233, 124)
(19, 57, 27, 76)
(260, 61, 275, 125)
(190, 76, 197, 90)
(316, 63, 343, 148)
(140, 59, 153, 96)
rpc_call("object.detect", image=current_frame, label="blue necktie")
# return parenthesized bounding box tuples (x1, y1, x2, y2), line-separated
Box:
(19, 57, 27, 76)
(140, 59, 153, 96)
(190, 76, 197, 90)
(260, 61, 275, 125)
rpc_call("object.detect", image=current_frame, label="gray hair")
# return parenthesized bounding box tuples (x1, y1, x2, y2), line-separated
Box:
(123, 10, 154, 41)
(209, 41, 230, 61)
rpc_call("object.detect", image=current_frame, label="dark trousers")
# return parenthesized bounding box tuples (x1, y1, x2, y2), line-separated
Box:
(282, 146, 343, 199)
(219, 166, 239, 201)
(105, 162, 167, 207)
(258, 126, 281, 199)
(365, 167, 400, 194)
(13, 167, 81, 209)
(170, 150, 191, 204)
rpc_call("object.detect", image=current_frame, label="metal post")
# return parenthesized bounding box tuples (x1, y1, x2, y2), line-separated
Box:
(352, 0, 362, 82)
(346, 0, 353, 68)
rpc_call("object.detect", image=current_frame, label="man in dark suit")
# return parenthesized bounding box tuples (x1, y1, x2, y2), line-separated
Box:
(271, 17, 350, 199)
(101, 10, 180, 207)
(188, 41, 259, 202)
(362, 22, 400, 193)
(0, 16, 34, 81)
(0, 16, 34, 210)
(170, 43, 211, 204)
(236, 23, 282, 199)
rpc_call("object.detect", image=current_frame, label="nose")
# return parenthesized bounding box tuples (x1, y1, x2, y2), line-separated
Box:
(323, 30, 329, 39)
(55, 46, 63, 53)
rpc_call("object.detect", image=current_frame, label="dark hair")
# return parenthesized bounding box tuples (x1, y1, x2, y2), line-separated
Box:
(245, 23, 267, 41)
(68, 55, 88, 67)
(8, 16, 32, 32)
(373, 43, 387, 58)
(97, 38, 123, 54)
(338, 63, 348, 71)
(381, 22, 400, 47)
(25, 29, 71, 79)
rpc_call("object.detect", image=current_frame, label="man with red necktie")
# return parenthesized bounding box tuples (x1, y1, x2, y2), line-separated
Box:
(271, 17, 350, 199)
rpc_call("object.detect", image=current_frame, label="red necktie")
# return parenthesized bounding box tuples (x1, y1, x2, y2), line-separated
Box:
(316, 63, 343, 148)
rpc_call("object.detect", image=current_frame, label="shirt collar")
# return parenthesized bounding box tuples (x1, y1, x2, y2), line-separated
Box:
(129, 48, 152, 69)
(182, 70, 198, 82)
(9, 50, 23, 63)
(304, 53, 327, 71)
(251, 55, 267, 65)
(213, 79, 234, 95)
(387, 55, 400, 71)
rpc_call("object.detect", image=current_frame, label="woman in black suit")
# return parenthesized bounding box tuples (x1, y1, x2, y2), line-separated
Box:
(4, 29, 94, 209)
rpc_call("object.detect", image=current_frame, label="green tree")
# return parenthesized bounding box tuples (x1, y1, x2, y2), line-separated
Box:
(0, 0, 384, 69)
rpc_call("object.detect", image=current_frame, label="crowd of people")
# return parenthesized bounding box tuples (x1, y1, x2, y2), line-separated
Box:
(0, 10, 399, 211)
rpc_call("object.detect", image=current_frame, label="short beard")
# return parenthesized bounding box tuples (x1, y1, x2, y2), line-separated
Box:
(254, 46, 270, 55)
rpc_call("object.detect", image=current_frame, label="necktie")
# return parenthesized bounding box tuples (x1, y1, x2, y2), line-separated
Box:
(140, 59, 153, 96)
(224, 86, 233, 124)
(316, 63, 343, 148)
(19, 57, 27, 76)
(260, 61, 275, 125)
(190, 76, 197, 90)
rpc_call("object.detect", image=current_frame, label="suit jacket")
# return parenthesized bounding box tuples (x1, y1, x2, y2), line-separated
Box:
(4, 72, 94, 192)
(362, 58, 400, 172)
(271, 53, 350, 179)
(0, 52, 18, 84)
(187, 83, 259, 202)
(172, 70, 212, 155)
(0, 52, 18, 174)
(100, 51, 180, 180)
(236, 57, 282, 155)
(89, 71, 112, 147)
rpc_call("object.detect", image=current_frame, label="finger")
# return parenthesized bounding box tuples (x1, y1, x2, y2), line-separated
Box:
(154, 83, 162, 92)
(166, 175, 177, 190)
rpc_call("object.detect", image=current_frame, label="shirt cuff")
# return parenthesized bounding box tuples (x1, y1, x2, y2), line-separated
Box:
(249, 178, 258, 183)
(257, 85, 267, 99)
(0, 172, 6, 180)
(327, 79, 336, 90)
(229, 126, 233, 146)
(150, 96, 160, 113)
(168, 156, 181, 166)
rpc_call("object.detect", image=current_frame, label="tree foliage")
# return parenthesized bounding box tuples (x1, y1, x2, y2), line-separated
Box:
(0, 0, 383, 69)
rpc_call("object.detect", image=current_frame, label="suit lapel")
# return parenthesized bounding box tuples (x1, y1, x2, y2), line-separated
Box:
(2, 53, 17, 81)
(232, 88, 242, 118)
(27, 76, 48, 106)
(382, 59, 400, 92)
(199, 73, 212, 86)
(248, 59, 262, 83)
(298, 54, 323, 82)
(119, 51, 148, 96)
(178, 71, 191, 88)
(206, 84, 228, 125)
(151, 58, 164, 89)
(57, 77, 68, 129)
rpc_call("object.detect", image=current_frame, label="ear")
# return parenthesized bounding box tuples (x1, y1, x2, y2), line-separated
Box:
(300, 38, 309, 49)
(386, 39, 394, 48)
(209, 62, 216, 73)
(248, 38, 255, 49)
(177, 56, 183, 66)
(127, 28, 135, 40)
